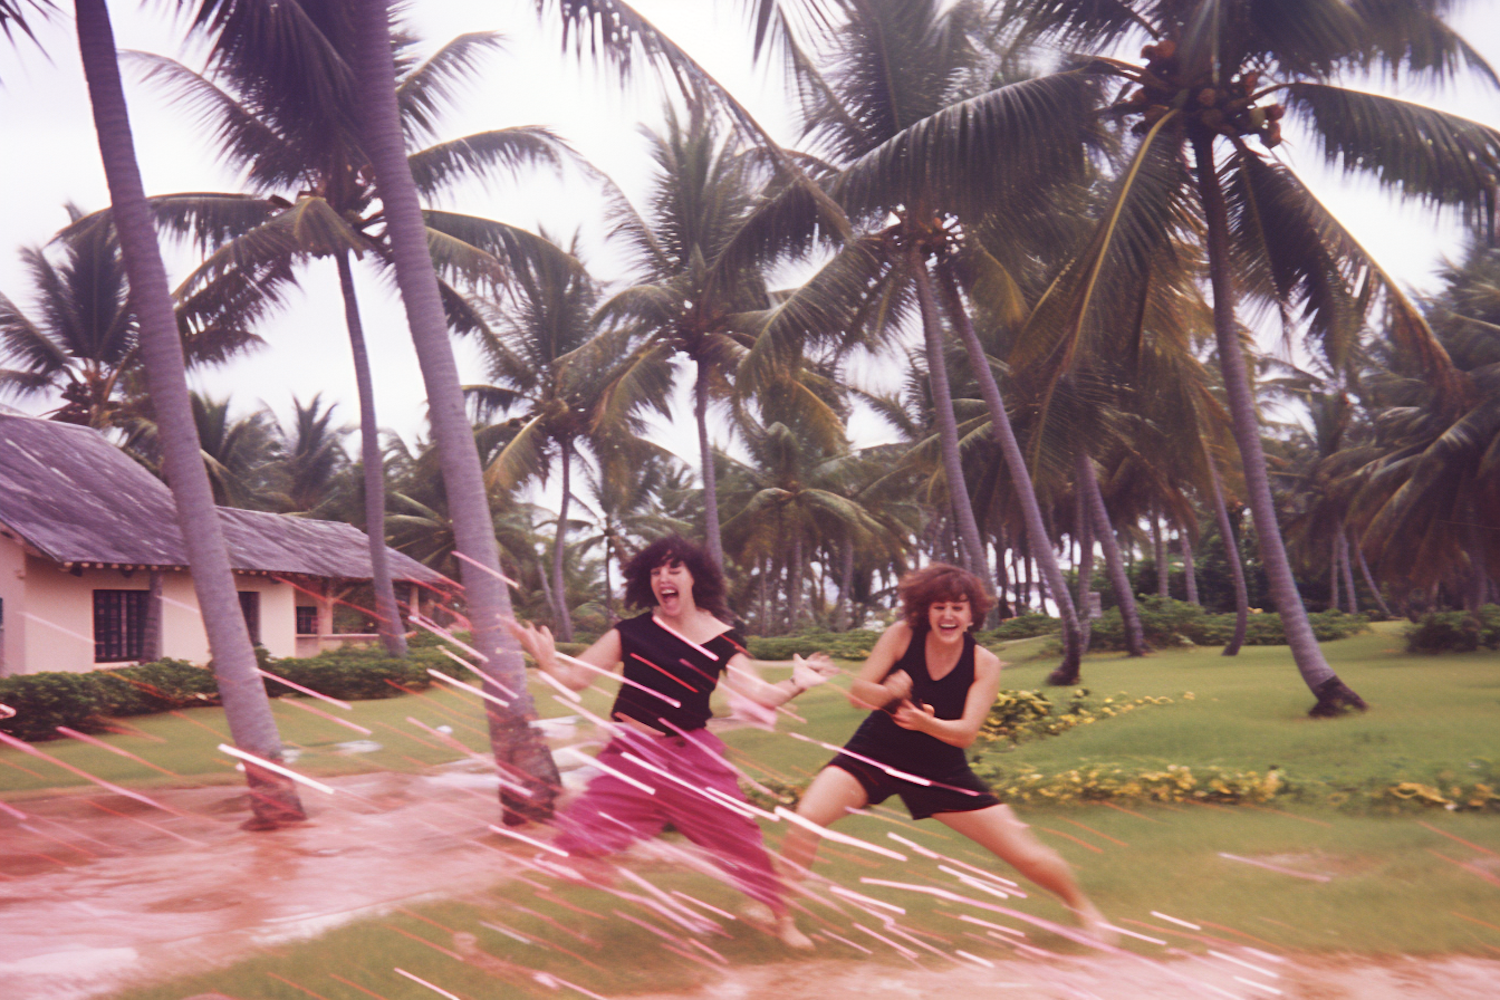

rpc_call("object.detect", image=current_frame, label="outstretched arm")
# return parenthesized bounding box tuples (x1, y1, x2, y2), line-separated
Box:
(507, 620, 622, 692)
(848, 622, 916, 711)
(889, 645, 1003, 748)
(722, 651, 839, 708)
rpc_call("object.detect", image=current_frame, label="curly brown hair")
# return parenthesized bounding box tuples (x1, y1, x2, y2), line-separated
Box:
(621, 535, 730, 621)
(898, 563, 994, 631)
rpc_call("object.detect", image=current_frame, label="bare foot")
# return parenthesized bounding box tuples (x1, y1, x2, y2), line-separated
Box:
(742, 902, 815, 950)
(1071, 901, 1119, 947)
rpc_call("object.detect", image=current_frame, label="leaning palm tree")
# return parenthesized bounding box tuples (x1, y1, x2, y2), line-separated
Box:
(738, 0, 1099, 675)
(332, 0, 561, 822)
(71, 0, 304, 827)
(1005, 0, 1500, 714)
(126, 24, 572, 658)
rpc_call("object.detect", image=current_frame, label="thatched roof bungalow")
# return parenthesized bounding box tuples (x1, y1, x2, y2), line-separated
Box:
(0, 413, 451, 674)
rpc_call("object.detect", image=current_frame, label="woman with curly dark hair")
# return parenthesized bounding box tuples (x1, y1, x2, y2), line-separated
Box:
(780, 562, 1111, 941)
(510, 535, 834, 949)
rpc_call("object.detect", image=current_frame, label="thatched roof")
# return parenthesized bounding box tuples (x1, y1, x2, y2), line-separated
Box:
(0, 413, 449, 586)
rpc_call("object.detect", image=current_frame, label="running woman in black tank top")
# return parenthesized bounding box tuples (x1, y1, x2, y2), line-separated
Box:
(779, 564, 1113, 943)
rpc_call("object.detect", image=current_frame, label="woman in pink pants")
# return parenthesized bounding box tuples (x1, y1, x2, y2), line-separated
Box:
(511, 535, 834, 948)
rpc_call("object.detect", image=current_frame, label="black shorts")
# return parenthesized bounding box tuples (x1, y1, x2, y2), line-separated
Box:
(827, 753, 1001, 820)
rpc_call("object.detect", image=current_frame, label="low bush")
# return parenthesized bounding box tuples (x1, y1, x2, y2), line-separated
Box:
(261, 647, 445, 701)
(744, 629, 882, 661)
(1404, 605, 1500, 653)
(0, 646, 447, 741)
(976, 614, 1062, 644)
(1079, 597, 1370, 651)
(0, 671, 108, 741)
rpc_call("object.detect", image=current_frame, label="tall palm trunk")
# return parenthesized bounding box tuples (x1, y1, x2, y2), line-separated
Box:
(1153, 504, 1169, 598)
(1329, 534, 1342, 611)
(788, 531, 804, 629)
(349, 0, 560, 819)
(908, 247, 987, 579)
(1207, 459, 1248, 655)
(1182, 527, 1200, 606)
(74, 0, 304, 828)
(336, 250, 406, 657)
(694, 364, 726, 571)
(551, 438, 575, 641)
(1074, 478, 1094, 649)
(1339, 527, 1358, 614)
(1353, 529, 1393, 617)
(934, 263, 1084, 680)
(141, 569, 164, 662)
(838, 536, 856, 631)
(1191, 133, 1364, 715)
(1080, 453, 1147, 656)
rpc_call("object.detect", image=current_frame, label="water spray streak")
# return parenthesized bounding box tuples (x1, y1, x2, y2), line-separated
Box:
(215, 744, 337, 795)
(54, 726, 182, 777)
(452, 549, 522, 588)
(552, 650, 682, 708)
(428, 669, 512, 708)
(649, 616, 719, 660)
(0, 731, 186, 814)
(273, 698, 373, 735)
(773, 806, 907, 860)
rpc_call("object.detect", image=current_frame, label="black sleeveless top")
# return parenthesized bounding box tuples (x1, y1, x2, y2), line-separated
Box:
(609, 613, 744, 734)
(841, 629, 976, 777)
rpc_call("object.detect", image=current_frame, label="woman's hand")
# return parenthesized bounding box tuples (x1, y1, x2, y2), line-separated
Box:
(792, 652, 839, 690)
(506, 619, 554, 669)
(890, 699, 935, 733)
(882, 669, 913, 706)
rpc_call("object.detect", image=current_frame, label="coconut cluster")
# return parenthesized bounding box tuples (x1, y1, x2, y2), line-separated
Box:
(1112, 39, 1285, 148)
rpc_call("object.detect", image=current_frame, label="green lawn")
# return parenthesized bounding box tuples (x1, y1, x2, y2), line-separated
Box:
(8, 624, 1500, 1000)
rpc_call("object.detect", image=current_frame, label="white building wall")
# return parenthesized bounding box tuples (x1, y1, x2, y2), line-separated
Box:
(14, 557, 298, 674)
(0, 531, 26, 677)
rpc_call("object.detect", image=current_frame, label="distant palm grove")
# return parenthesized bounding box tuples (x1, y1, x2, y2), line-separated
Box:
(2, 0, 1499, 821)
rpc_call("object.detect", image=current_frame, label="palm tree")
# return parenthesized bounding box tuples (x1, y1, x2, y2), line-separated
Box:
(127, 21, 573, 659)
(270, 394, 350, 516)
(737, 0, 1100, 676)
(0, 204, 260, 428)
(463, 233, 648, 642)
(586, 105, 778, 571)
(1352, 239, 1500, 612)
(719, 396, 889, 630)
(0, 205, 137, 426)
(333, 0, 561, 822)
(1005, 0, 1500, 714)
(72, 0, 304, 828)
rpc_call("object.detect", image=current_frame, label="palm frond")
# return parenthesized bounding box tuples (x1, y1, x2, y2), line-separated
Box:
(395, 31, 507, 145)
(1282, 82, 1500, 213)
(406, 127, 572, 200)
(830, 70, 1100, 225)
(123, 51, 307, 192)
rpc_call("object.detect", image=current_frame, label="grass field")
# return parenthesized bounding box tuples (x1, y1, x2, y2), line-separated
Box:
(6, 623, 1500, 1000)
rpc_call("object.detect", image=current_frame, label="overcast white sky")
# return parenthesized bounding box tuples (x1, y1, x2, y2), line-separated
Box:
(1, 0, 1497, 487)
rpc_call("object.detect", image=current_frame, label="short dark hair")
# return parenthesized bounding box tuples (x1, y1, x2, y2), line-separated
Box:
(622, 535, 730, 621)
(898, 563, 994, 631)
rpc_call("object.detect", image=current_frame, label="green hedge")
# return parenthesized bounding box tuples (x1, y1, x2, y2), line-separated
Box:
(0, 646, 449, 742)
(1082, 597, 1368, 651)
(976, 614, 1063, 644)
(744, 629, 883, 661)
(1405, 605, 1500, 653)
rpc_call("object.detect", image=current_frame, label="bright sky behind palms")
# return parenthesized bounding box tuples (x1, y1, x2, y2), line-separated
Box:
(0, 0, 1497, 464)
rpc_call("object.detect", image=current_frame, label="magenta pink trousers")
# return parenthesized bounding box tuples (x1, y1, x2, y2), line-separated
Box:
(552, 728, 783, 912)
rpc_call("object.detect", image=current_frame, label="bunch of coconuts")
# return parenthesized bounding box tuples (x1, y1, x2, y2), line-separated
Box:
(1112, 39, 1286, 148)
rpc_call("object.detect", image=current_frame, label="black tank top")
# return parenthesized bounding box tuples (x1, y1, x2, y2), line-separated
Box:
(609, 613, 743, 734)
(842, 629, 976, 777)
